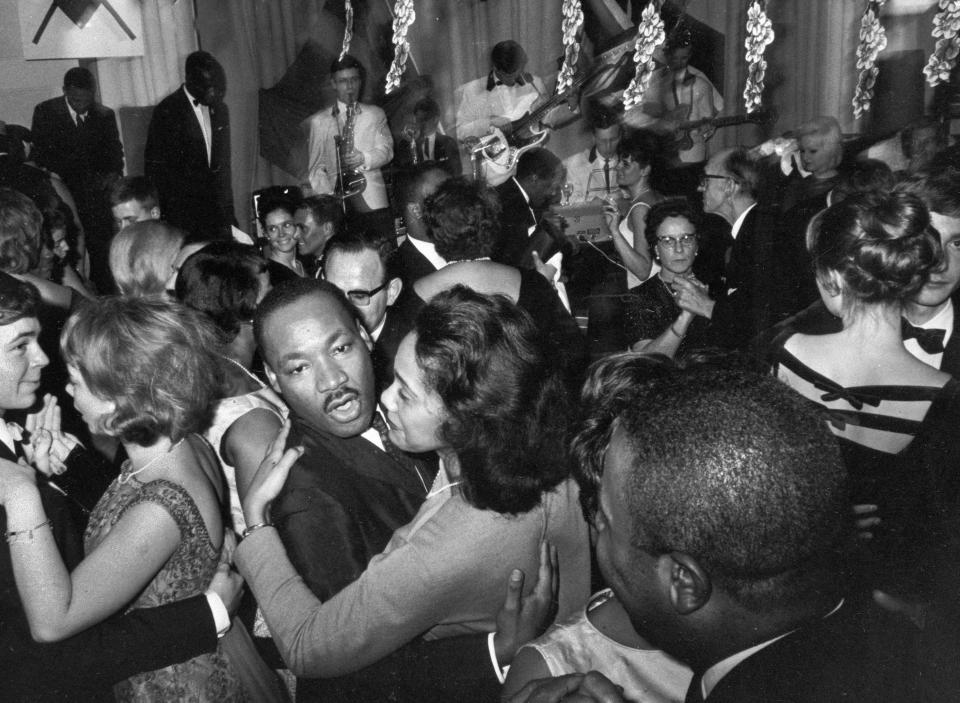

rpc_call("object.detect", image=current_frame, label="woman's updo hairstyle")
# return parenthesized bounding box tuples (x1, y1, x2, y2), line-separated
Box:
(810, 190, 940, 305)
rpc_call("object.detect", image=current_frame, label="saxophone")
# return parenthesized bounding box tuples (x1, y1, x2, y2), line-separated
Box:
(335, 102, 367, 201)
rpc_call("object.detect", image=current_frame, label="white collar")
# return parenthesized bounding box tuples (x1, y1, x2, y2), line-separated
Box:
(0, 420, 20, 455)
(370, 314, 387, 342)
(64, 96, 83, 125)
(407, 236, 448, 270)
(513, 177, 531, 205)
(701, 600, 844, 699)
(730, 202, 757, 240)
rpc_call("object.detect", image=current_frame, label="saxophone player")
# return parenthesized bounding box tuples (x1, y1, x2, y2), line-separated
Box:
(305, 55, 394, 227)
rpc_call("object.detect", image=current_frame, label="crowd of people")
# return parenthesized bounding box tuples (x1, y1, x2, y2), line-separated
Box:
(1, 24, 960, 703)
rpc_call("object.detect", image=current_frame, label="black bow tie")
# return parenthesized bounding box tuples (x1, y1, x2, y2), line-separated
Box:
(486, 73, 526, 91)
(901, 319, 946, 354)
(193, 99, 201, 107)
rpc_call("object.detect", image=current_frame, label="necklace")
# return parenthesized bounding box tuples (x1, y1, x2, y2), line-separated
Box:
(221, 355, 264, 388)
(118, 438, 185, 485)
(426, 480, 462, 500)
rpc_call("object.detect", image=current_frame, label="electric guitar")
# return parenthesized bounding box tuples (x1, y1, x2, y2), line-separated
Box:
(463, 56, 629, 172)
(670, 105, 777, 152)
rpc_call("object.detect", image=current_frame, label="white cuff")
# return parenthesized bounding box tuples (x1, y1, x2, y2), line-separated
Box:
(487, 632, 511, 684)
(204, 590, 232, 638)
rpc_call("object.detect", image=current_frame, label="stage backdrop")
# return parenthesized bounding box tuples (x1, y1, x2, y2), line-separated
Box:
(19, 0, 143, 60)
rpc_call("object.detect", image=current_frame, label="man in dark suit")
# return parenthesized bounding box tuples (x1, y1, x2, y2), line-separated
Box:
(509, 360, 949, 703)
(247, 278, 513, 700)
(393, 163, 451, 287)
(145, 51, 235, 241)
(396, 98, 462, 177)
(0, 273, 239, 701)
(321, 229, 409, 389)
(31, 67, 123, 290)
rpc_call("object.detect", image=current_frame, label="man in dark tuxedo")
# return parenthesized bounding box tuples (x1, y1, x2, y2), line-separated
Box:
(145, 51, 235, 241)
(31, 67, 124, 290)
(0, 273, 239, 701)
(495, 147, 567, 279)
(396, 98, 462, 177)
(510, 361, 945, 703)
(321, 229, 408, 389)
(245, 278, 517, 700)
(393, 163, 450, 287)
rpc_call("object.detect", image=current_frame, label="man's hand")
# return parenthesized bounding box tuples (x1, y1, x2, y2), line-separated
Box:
(671, 277, 714, 319)
(506, 672, 628, 703)
(24, 394, 80, 476)
(493, 541, 559, 666)
(531, 251, 558, 286)
(342, 149, 365, 170)
(208, 562, 245, 616)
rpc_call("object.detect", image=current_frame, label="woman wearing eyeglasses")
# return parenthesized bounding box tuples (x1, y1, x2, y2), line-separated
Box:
(624, 198, 715, 358)
(256, 190, 306, 285)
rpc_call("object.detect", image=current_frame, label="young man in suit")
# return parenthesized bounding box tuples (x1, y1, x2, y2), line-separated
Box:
(145, 51, 235, 241)
(0, 273, 239, 701)
(510, 361, 943, 703)
(31, 67, 124, 290)
(393, 163, 451, 287)
(396, 98, 462, 177)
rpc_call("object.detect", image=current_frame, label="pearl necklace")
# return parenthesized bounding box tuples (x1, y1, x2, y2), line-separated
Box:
(117, 438, 185, 485)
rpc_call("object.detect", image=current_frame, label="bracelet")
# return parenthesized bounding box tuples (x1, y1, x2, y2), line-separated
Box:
(241, 522, 271, 540)
(6, 518, 52, 544)
(669, 324, 685, 338)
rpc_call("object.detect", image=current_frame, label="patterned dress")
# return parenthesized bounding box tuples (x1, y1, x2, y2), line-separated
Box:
(84, 437, 244, 702)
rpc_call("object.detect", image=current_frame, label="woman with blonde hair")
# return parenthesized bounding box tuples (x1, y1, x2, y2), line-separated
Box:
(108, 219, 184, 296)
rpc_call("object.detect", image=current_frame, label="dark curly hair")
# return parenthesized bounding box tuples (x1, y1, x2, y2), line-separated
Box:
(811, 190, 940, 305)
(422, 177, 502, 262)
(414, 285, 572, 514)
(60, 296, 223, 447)
(0, 187, 41, 274)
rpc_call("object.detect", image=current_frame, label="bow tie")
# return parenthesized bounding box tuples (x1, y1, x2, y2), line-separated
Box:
(901, 319, 946, 354)
(486, 73, 526, 91)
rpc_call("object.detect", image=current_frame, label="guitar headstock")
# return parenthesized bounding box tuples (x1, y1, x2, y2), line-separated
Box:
(746, 105, 778, 127)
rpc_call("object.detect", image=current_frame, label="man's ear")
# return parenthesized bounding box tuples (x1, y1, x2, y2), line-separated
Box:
(667, 551, 711, 615)
(263, 363, 281, 394)
(406, 201, 422, 222)
(357, 320, 374, 351)
(386, 277, 402, 307)
(150, 206, 161, 220)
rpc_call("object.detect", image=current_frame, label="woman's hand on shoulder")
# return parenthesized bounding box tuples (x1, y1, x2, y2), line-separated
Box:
(493, 541, 559, 667)
(241, 419, 304, 527)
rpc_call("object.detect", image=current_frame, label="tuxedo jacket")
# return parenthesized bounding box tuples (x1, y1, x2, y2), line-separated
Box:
(395, 133, 462, 177)
(145, 87, 235, 239)
(371, 306, 415, 392)
(31, 96, 123, 191)
(702, 602, 930, 702)
(397, 237, 439, 288)
(0, 441, 216, 701)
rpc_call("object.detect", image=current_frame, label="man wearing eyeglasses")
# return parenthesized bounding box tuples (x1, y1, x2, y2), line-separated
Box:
(321, 229, 408, 387)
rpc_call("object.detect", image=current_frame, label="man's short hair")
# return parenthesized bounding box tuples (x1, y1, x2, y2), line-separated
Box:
(491, 40, 526, 73)
(831, 158, 895, 203)
(185, 51, 221, 82)
(0, 187, 42, 274)
(322, 228, 401, 282)
(0, 272, 40, 326)
(254, 277, 362, 356)
(516, 147, 562, 183)
(63, 67, 95, 91)
(330, 53, 366, 79)
(109, 176, 159, 210)
(394, 163, 447, 208)
(896, 168, 960, 219)
(422, 177, 501, 261)
(577, 363, 848, 612)
(414, 97, 441, 120)
(299, 194, 343, 231)
(721, 148, 761, 199)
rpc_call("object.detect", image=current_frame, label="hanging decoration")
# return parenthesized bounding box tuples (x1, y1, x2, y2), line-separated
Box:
(339, 0, 354, 60)
(743, 0, 774, 113)
(923, 0, 960, 86)
(622, 1, 665, 110)
(385, 0, 416, 93)
(852, 0, 887, 119)
(557, 0, 584, 95)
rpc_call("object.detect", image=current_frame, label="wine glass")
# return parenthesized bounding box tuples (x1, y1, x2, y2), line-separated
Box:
(561, 182, 575, 206)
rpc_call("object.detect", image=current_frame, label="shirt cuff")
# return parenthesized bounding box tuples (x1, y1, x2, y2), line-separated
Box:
(204, 590, 232, 638)
(487, 632, 511, 684)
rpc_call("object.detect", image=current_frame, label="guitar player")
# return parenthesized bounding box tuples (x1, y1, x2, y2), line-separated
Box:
(623, 25, 723, 183)
(455, 40, 574, 185)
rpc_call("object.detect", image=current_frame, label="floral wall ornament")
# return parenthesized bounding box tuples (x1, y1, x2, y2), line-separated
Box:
(923, 0, 960, 86)
(622, 1, 665, 110)
(339, 0, 353, 61)
(742, 0, 774, 113)
(557, 0, 584, 95)
(852, 0, 887, 119)
(385, 0, 416, 93)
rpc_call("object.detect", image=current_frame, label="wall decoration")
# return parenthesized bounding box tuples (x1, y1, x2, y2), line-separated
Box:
(852, 0, 887, 118)
(557, 0, 584, 95)
(923, 0, 960, 86)
(622, 1, 665, 110)
(743, 0, 774, 113)
(339, 0, 354, 61)
(18, 0, 143, 59)
(385, 0, 415, 93)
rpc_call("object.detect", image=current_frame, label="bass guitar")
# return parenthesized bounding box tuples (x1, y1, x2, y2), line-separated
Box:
(670, 105, 777, 152)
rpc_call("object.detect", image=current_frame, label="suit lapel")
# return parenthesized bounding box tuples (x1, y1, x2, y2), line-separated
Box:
(940, 300, 960, 376)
